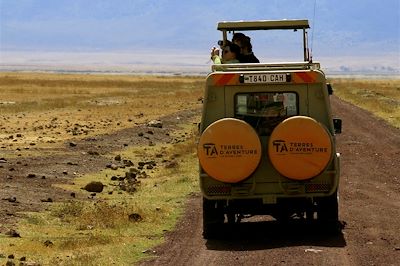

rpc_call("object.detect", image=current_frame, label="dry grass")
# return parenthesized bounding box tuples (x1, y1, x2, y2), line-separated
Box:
(0, 72, 203, 153)
(329, 78, 400, 127)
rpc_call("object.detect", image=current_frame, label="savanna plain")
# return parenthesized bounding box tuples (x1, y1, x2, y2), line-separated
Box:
(0, 73, 399, 265)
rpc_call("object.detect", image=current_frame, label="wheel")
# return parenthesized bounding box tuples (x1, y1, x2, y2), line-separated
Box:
(317, 191, 340, 233)
(202, 198, 225, 239)
(317, 191, 339, 221)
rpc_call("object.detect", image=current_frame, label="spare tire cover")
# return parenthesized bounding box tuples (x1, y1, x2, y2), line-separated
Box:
(198, 118, 262, 183)
(268, 116, 333, 180)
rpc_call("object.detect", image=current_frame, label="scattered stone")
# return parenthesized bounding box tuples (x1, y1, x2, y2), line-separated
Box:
(27, 173, 36, 178)
(62, 171, 68, 175)
(394, 246, 400, 251)
(20, 256, 26, 261)
(138, 132, 144, 137)
(90, 193, 96, 197)
(142, 249, 156, 254)
(8, 254, 14, 259)
(106, 163, 119, 170)
(147, 130, 154, 135)
(6, 260, 15, 266)
(111, 176, 118, 181)
(147, 120, 163, 128)
(87, 150, 99, 156)
(69, 142, 77, 147)
(5, 229, 20, 238)
(83, 181, 104, 193)
(129, 168, 140, 174)
(304, 248, 323, 253)
(2, 196, 17, 203)
(70, 192, 76, 198)
(165, 160, 178, 169)
(0, 158, 7, 163)
(128, 213, 143, 222)
(125, 172, 136, 179)
(123, 159, 134, 167)
(114, 154, 121, 161)
(41, 198, 53, 203)
(43, 240, 53, 247)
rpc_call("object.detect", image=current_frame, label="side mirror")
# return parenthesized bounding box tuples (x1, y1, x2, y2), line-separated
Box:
(333, 118, 342, 134)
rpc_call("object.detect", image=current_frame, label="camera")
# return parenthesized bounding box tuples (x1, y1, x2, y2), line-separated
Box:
(217, 40, 224, 46)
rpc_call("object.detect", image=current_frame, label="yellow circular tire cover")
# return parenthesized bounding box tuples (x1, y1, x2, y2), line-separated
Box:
(198, 118, 262, 183)
(268, 116, 333, 180)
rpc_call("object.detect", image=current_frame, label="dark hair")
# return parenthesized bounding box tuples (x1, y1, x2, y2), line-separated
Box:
(232, 32, 246, 43)
(232, 33, 253, 52)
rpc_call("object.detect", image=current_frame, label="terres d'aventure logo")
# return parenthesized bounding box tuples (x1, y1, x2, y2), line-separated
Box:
(272, 140, 329, 155)
(203, 143, 259, 158)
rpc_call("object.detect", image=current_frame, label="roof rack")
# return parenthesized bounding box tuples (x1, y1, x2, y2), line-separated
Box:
(211, 62, 320, 72)
(217, 19, 312, 62)
(217, 19, 310, 31)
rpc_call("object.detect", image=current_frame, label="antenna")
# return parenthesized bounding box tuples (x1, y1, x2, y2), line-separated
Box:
(310, 0, 317, 61)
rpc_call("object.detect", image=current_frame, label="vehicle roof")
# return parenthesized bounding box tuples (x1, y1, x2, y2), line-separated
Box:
(217, 19, 310, 31)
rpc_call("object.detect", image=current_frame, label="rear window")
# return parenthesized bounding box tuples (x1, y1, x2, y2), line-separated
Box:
(235, 92, 298, 136)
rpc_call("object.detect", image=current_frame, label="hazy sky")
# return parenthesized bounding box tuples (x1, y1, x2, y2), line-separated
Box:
(1, 0, 399, 72)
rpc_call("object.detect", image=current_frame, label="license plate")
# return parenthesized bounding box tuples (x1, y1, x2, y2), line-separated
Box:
(243, 74, 287, 83)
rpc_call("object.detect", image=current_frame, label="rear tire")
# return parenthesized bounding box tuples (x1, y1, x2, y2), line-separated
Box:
(317, 191, 340, 233)
(202, 198, 225, 239)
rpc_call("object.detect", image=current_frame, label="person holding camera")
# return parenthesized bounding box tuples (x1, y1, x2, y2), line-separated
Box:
(210, 41, 241, 64)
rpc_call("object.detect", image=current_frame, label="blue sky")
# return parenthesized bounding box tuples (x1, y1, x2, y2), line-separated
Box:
(0, 0, 399, 73)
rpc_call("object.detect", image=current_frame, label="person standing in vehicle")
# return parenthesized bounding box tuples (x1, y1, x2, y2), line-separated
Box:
(232, 33, 260, 63)
(210, 41, 241, 64)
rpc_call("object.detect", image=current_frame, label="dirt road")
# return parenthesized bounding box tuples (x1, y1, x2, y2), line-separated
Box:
(139, 96, 400, 266)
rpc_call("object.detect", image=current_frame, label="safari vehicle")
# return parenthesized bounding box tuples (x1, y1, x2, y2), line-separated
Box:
(197, 19, 342, 238)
